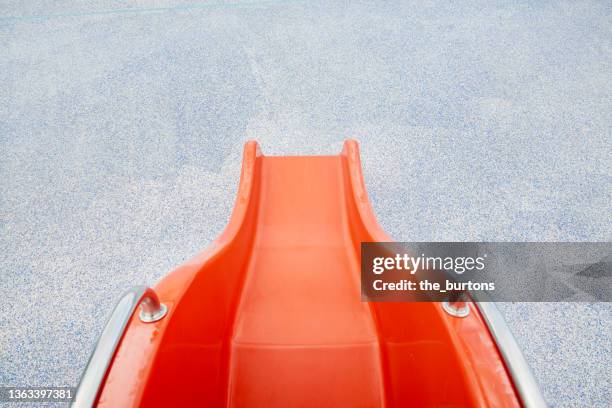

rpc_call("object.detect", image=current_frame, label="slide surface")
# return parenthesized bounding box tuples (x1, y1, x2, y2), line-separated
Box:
(97, 141, 519, 407)
(230, 154, 384, 406)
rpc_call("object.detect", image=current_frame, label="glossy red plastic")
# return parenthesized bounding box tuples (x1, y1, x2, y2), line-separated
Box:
(97, 140, 520, 407)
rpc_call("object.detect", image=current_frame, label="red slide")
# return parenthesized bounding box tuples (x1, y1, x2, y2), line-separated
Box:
(78, 141, 538, 407)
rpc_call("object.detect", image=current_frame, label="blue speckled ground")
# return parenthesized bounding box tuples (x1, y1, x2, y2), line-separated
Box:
(1, 1, 610, 407)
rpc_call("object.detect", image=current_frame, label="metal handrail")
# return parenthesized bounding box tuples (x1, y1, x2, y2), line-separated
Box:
(74, 286, 543, 407)
(437, 267, 547, 407)
(72, 286, 167, 408)
(474, 301, 548, 408)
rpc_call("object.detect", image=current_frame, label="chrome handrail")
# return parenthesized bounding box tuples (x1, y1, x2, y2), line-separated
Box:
(74, 286, 542, 407)
(474, 301, 548, 408)
(72, 286, 167, 408)
(437, 268, 547, 407)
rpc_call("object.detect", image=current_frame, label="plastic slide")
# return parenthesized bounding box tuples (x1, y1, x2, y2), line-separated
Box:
(76, 141, 540, 407)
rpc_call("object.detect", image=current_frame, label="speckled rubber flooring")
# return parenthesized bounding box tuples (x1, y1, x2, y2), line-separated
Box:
(1, 1, 610, 407)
